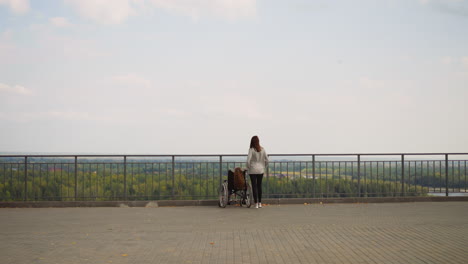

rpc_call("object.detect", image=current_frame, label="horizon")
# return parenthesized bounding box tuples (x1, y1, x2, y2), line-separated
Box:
(1, 151, 468, 163)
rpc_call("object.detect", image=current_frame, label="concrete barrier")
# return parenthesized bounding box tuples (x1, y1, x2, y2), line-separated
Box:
(0, 196, 467, 208)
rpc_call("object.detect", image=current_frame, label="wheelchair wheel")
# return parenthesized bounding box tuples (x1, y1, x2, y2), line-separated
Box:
(244, 183, 253, 208)
(218, 181, 228, 208)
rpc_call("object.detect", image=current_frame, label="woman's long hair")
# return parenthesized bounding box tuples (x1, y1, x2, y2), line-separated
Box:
(250, 136, 261, 152)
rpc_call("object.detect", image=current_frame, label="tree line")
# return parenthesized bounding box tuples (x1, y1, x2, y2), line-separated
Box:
(0, 160, 465, 201)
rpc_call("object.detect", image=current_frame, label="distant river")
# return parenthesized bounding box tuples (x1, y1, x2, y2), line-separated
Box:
(429, 192, 468, 197)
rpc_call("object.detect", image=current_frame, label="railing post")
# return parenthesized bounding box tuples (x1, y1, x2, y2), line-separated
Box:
(357, 155, 361, 197)
(123, 156, 127, 200)
(172, 155, 175, 199)
(266, 159, 269, 198)
(24, 156, 27, 201)
(312, 155, 316, 198)
(74, 156, 78, 201)
(401, 155, 405, 196)
(219, 155, 222, 187)
(445, 154, 449, 197)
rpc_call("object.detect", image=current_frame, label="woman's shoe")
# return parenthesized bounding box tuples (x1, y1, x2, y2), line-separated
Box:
(258, 203, 262, 208)
(255, 203, 259, 209)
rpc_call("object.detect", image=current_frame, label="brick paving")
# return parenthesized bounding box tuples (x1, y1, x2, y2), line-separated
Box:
(0, 202, 467, 264)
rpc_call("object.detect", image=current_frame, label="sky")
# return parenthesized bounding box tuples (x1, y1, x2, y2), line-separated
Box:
(0, 0, 467, 155)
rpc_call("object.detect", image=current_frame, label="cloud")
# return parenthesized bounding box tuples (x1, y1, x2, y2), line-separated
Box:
(111, 73, 152, 88)
(200, 93, 271, 121)
(147, 0, 256, 21)
(352, 77, 416, 108)
(0, 29, 17, 62)
(64, 0, 256, 24)
(160, 108, 193, 118)
(40, 111, 101, 121)
(462, 56, 468, 68)
(441, 56, 454, 65)
(0, 83, 32, 96)
(0, 0, 29, 14)
(49, 17, 72, 27)
(1, 29, 13, 40)
(358, 77, 386, 90)
(418, 0, 466, 4)
(418, 0, 468, 17)
(0, 29, 13, 51)
(0, 111, 111, 123)
(37, 32, 108, 60)
(441, 56, 468, 69)
(65, 0, 137, 25)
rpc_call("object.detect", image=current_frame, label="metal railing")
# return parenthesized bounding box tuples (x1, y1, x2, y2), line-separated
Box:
(0, 153, 467, 201)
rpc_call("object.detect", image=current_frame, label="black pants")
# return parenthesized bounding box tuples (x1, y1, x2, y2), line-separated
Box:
(249, 174, 263, 203)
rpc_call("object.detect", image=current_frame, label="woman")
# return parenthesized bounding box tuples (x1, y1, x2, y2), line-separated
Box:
(247, 136, 269, 209)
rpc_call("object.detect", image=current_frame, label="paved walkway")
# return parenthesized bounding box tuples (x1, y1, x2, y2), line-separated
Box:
(0, 202, 467, 264)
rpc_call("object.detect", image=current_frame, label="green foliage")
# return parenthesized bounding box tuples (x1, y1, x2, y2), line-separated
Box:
(1, 160, 464, 201)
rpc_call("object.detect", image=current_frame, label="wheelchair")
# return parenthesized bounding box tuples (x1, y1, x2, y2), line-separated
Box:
(218, 168, 252, 208)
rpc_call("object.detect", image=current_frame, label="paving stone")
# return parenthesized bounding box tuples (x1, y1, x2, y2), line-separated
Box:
(0, 202, 467, 264)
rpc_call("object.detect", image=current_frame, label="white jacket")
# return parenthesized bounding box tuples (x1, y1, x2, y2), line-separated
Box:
(246, 147, 269, 174)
